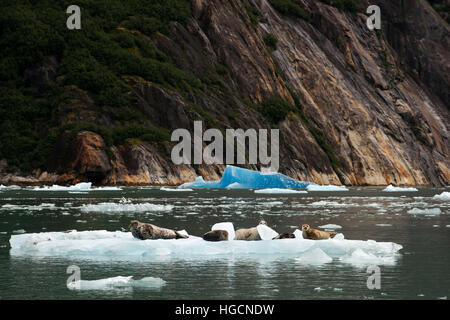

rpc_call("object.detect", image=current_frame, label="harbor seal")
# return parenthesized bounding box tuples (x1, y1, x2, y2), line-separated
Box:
(272, 233, 296, 240)
(301, 224, 336, 240)
(234, 221, 267, 241)
(129, 220, 188, 240)
(203, 229, 229, 241)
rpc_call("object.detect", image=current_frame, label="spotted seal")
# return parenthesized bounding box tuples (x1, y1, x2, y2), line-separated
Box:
(129, 220, 188, 240)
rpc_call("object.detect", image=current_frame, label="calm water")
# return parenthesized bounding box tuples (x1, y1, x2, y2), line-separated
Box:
(0, 186, 449, 300)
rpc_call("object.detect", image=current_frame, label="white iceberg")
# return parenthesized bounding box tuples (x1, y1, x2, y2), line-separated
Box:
(32, 182, 122, 191)
(295, 248, 332, 265)
(179, 165, 309, 189)
(0, 185, 21, 190)
(318, 224, 342, 230)
(9, 230, 402, 263)
(382, 185, 418, 192)
(67, 276, 166, 290)
(433, 192, 450, 201)
(80, 202, 174, 213)
(407, 208, 441, 215)
(307, 184, 349, 191)
(160, 187, 193, 192)
(339, 248, 396, 267)
(254, 188, 307, 194)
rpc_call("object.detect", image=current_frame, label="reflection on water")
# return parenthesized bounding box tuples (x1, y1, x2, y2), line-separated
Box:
(0, 187, 449, 299)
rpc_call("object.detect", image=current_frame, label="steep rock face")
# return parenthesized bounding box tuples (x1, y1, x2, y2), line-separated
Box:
(69, 131, 112, 183)
(244, 0, 449, 185)
(102, 0, 450, 186)
(2, 0, 447, 186)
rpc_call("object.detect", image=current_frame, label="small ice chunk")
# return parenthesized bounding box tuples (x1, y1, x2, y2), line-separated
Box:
(212, 222, 235, 241)
(407, 208, 441, 215)
(13, 229, 26, 234)
(160, 187, 193, 192)
(33, 182, 92, 191)
(376, 224, 392, 227)
(254, 188, 307, 194)
(432, 192, 450, 201)
(332, 233, 345, 240)
(67, 276, 166, 290)
(293, 229, 303, 239)
(318, 224, 342, 230)
(80, 202, 174, 213)
(314, 287, 325, 291)
(340, 249, 395, 266)
(383, 185, 418, 192)
(256, 224, 279, 240)
(295, 248, 332, 265)
(307, 184, 349, 191)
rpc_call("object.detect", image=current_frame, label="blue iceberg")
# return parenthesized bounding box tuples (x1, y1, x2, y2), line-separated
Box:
(179, 165, 309, 189)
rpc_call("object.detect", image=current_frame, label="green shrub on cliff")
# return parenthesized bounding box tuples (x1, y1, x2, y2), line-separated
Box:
(258, 96, 296, 125)
(263, 34, 278, 50)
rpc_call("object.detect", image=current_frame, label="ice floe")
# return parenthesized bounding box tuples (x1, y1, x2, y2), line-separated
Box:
(306, 185, 349, 191)
(67, 276, 166, 290)
(32, 182, 122, 191)
(179, 165, 309, 189)
(9, 230, 402, 264)
(407, 208, 441, 215)
(160, 187, 193, 192)
(318, 224, 342, 230)
(339, 248, 396, 266)
(0, 185, 21, 190)
(80, 201, 174, 213)
(433, 192, 450, 201)
(254, 188, 307, 194)
(382, 185, 418, 192)
(1, 203, 57, 211)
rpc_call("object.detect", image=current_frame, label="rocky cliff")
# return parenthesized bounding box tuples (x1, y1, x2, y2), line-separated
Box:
(0, 0, 448, 186)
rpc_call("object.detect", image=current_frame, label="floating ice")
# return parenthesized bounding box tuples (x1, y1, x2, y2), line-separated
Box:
(80, 202, 174, 213)
(179, 165, 309, 189)
(318, 224, 342, 230)
(309, 201, 345, 207)
(32, 183, 122, 191)
(383, 185, 418, 192)
(254, 188, 307, 194)
(33, 182, 92, 191)
(0, 185, 21, 190)
(307, 184, 348, 191)
(10, 230, 402, 262)
(339, 248, 396, 266)
(433, 192, 450, 201)
(295, 248, 332, 265)
(160, 187, 193, 192)
(256, 224, 279, 240)
(67, 276, 166, 291)
(12, 229, 26, 234)
(1, 203, 57, 211)
(376, 224, 392, 227)
(407, 208, 441, 215)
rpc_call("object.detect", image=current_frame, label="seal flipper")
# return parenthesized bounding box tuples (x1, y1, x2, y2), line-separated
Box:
(329, 232, 337, 238)
(175, 231, 188, 239)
